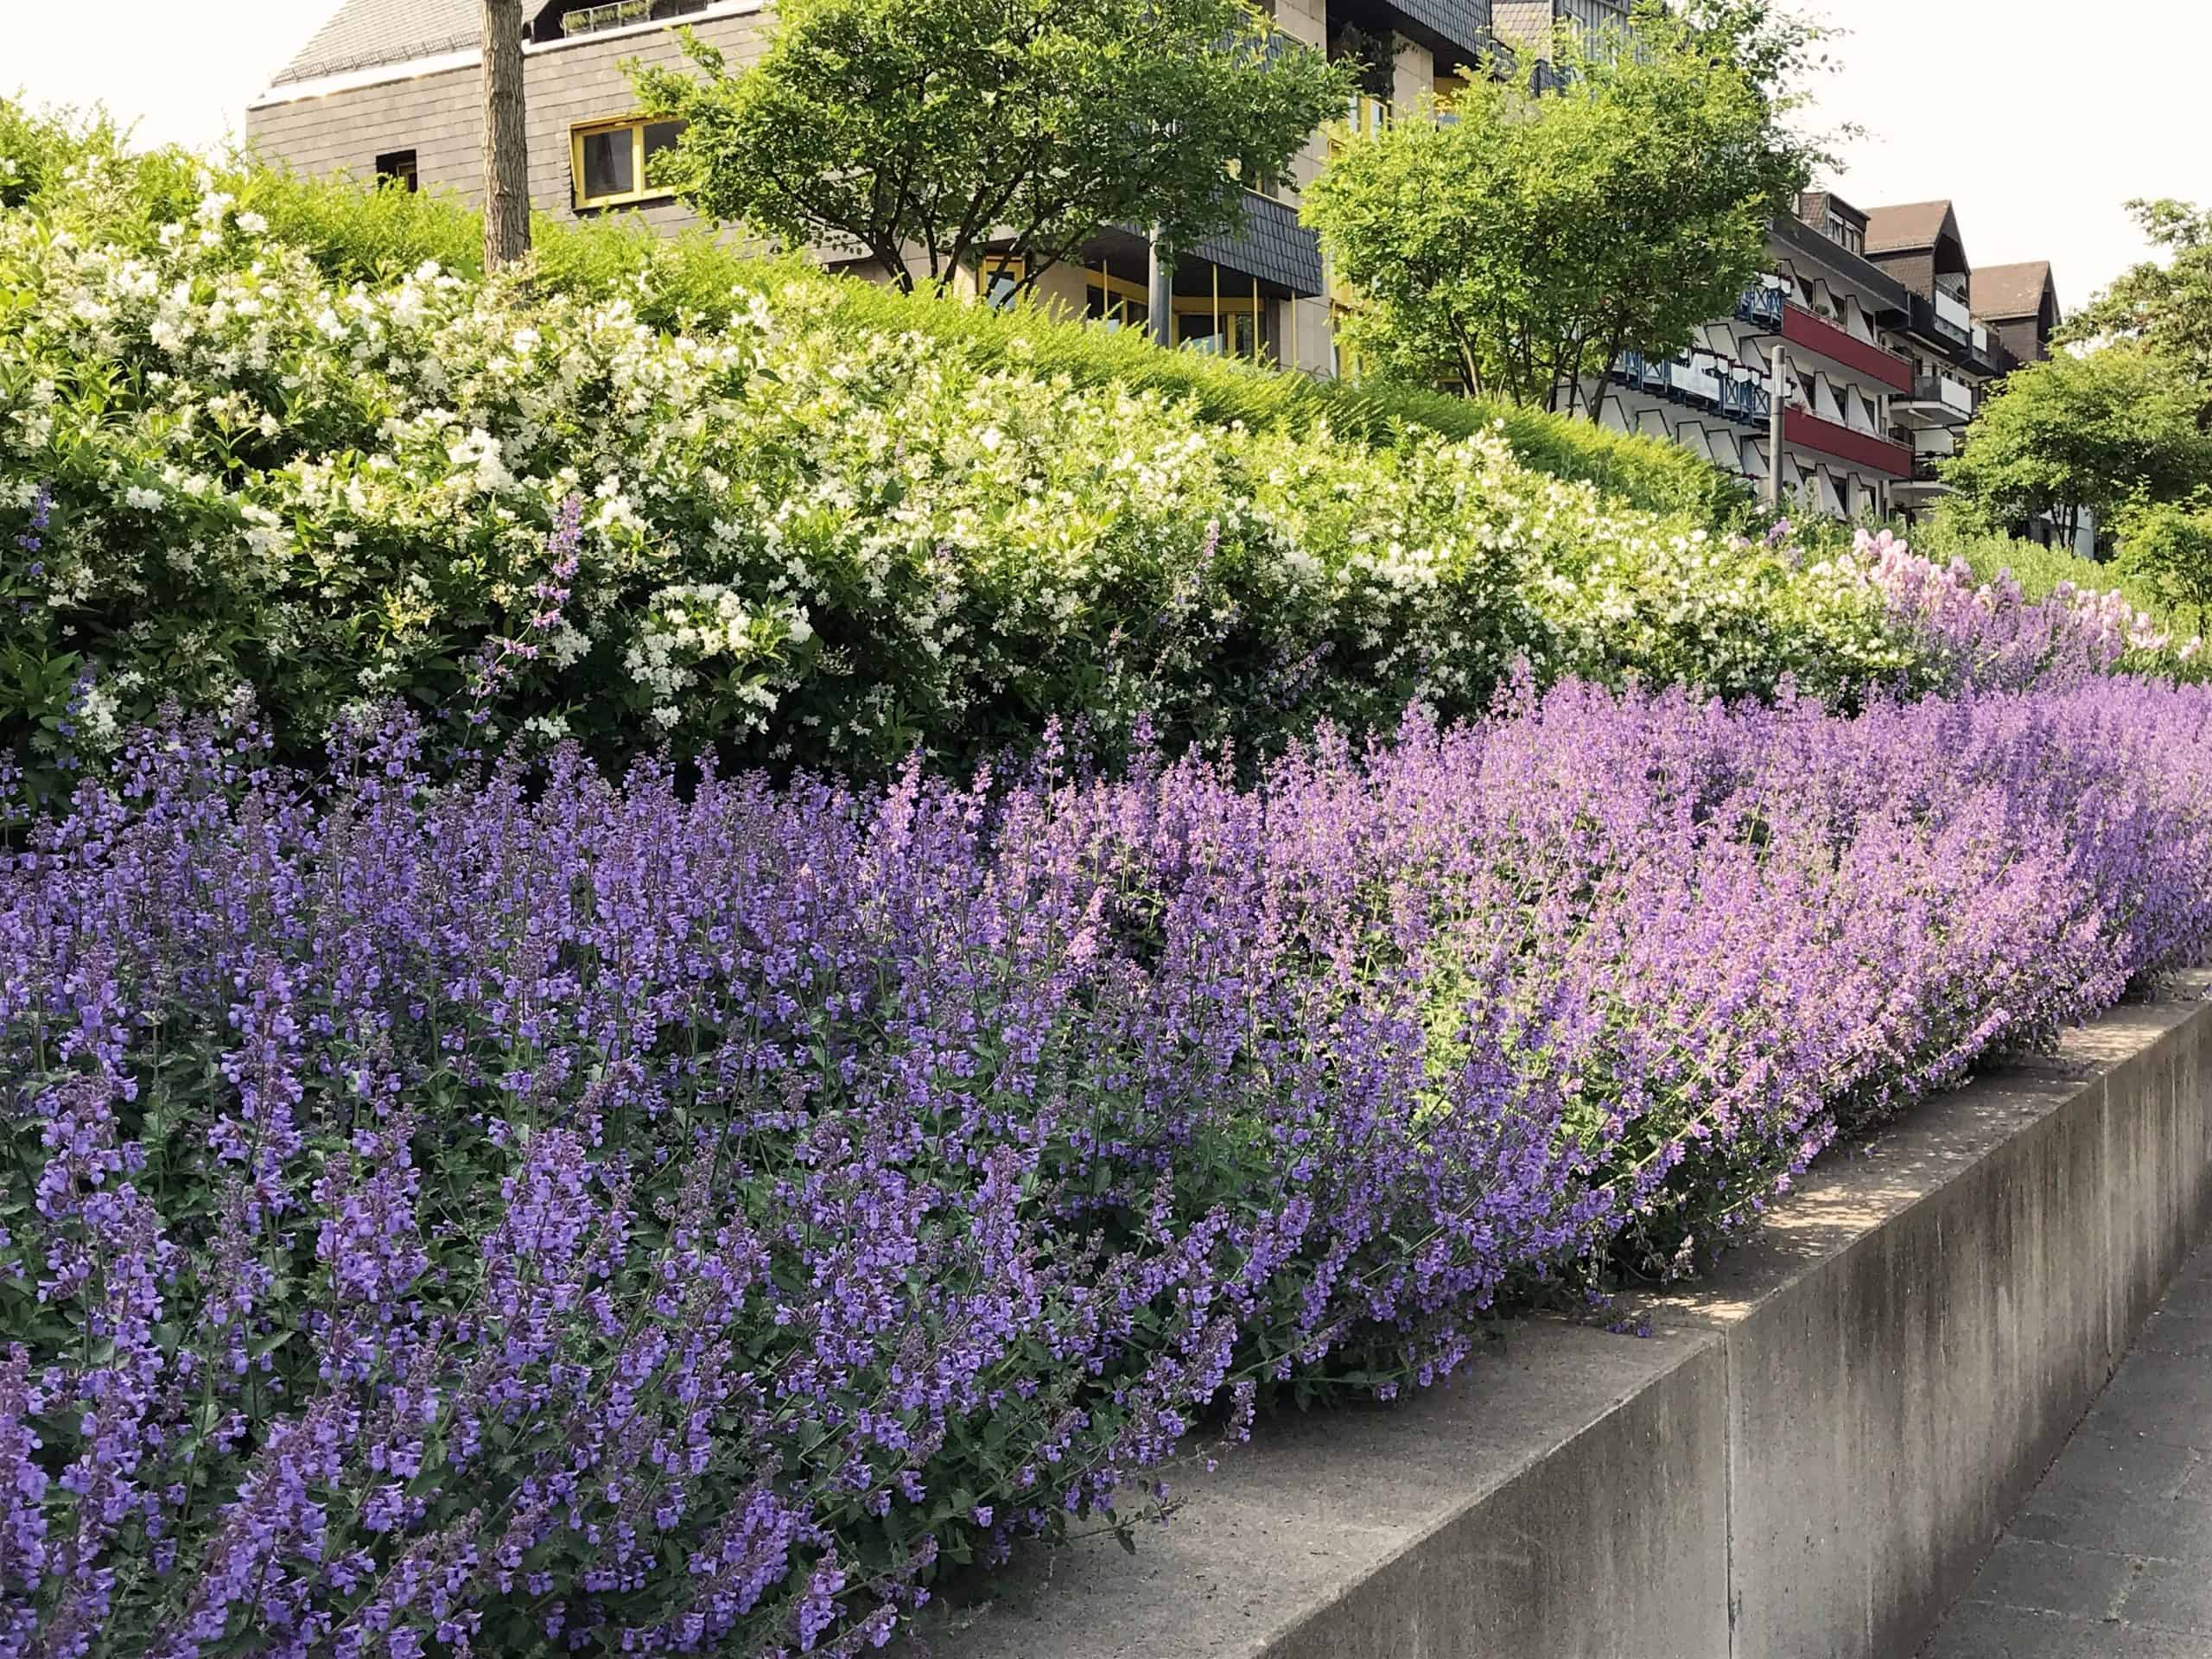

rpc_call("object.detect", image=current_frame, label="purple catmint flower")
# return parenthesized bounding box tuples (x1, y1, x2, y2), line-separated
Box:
(0, 683, 2208, 1650)
(13, 484, 50, 560)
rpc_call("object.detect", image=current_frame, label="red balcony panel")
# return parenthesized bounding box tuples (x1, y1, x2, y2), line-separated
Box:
(1781, 304, 1913, 393)
(1783, 407, 1913, 478)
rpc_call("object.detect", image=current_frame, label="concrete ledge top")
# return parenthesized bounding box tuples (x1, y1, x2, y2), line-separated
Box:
(943, 1319, 1719, 1658)
(938, 972, 2212, 1659)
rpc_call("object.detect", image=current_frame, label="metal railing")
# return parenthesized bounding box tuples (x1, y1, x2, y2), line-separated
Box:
(1719, 375, 1772, 425)
(560, 0, 712, 37)
(1735, 283, 1786, 329)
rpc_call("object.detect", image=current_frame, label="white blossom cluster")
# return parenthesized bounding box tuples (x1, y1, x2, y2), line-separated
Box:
(0, 153, 1940, 766)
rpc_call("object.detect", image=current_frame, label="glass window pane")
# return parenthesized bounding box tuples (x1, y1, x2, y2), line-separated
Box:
(582, 128, 633, 199)
(643, 121, 683, 171)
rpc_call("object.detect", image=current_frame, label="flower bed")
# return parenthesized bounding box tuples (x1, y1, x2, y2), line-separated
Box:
(5, 677, 2211, 1654)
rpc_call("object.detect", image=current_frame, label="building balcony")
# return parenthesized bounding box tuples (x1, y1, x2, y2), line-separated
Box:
(1612, 350, 1768, 423)
(556, 0, 713, 35)
(1670, 353, 1722, 404)
(1783, 406, 1911, 477)
(1890, 451, 1956, 501)
(1892, 373, 1975, 429)
(1735, 282, 1787, 330)
(1895, 292, 2007, 378)
(1619, 348, 1721, 404)
(1780, 302, 1913, 393)
(1933, 287, 1973, 344)
(1187, 191, 1324, 298)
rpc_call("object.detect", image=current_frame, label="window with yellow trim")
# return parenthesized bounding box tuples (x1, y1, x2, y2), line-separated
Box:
(570, 115, 685, 210)
(974, 255, 1027, 310)
(1173, 296, 1262, 359)
(1084, 270, 1150, 333)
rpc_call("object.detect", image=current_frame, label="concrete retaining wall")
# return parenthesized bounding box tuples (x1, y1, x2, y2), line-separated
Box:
(947, 976, 2212, 1659)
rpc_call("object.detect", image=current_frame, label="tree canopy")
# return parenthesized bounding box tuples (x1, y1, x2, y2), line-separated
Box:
(2115, 493, 2212, 637)
(627, 0, 1351, 296)
(2064, 200, 2212, 380)
(1943, 343, 2212, 546)
(1300, 0, 1830, 412)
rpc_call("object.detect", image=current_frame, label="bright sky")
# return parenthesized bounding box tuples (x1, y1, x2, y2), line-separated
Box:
(5, 0, 2207, 311)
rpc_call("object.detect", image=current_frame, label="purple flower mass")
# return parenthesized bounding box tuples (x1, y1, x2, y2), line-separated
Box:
(1, 677, 2209, 1653)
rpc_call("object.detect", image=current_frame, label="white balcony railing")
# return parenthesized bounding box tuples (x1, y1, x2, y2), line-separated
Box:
(1935, 288, 1972, 335)
(1673, 354, 1721, 404)
(1938, 376, 1974, 417)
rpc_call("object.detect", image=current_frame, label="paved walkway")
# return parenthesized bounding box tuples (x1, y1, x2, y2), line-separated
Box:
(1923, 1240, 2212, 1657)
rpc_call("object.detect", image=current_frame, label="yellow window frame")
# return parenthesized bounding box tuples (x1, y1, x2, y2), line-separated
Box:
(569, 114, 684, 211)
(1082, 266, 1272, 361)
(1085, 268, 1150, 331)
(973, 254, 1027, 309)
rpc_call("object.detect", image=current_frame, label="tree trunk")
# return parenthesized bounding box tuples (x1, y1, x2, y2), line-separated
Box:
(481, 0, 531, 272)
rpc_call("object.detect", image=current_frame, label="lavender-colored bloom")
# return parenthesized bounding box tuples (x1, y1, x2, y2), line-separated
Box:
(0, 682, 2208, 1651)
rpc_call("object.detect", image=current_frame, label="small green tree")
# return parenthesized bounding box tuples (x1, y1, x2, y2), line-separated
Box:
(627, 0, 1351, 296)
(2114, 493, 2212, 637)
(2064, 200, 2212, 379)
(1301, 1, 1829, 413)
(1943, 343, 2212, 546)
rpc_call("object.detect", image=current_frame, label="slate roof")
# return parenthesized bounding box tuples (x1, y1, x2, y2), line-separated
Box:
(1973, 261, 2058, 322)
(273, 0, 555, 86)
(1865, 200, 1961, 256)
(1193, 192, 1324, 298)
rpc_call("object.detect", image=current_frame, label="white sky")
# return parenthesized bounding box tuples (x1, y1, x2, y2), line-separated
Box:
(4, 0, 2207, 310)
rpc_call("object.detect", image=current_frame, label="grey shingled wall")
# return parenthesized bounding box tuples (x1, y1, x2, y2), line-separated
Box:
(245, 10, 771, 236)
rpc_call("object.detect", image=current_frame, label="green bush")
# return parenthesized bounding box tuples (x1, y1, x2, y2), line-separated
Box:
(0, 102, 1918, 787)
(209, 121, 1746, 520)
(1907, 507, 2173, 621)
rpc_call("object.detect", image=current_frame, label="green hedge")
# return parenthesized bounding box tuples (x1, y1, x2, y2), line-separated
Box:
(0, 101, 1908, 790)
(213, 151, 1745, 523)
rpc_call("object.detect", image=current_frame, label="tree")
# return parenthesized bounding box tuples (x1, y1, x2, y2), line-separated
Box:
(2114, 493, 2212, 638)
(2064, 200, 2212, 380)
(481, 0, 531, 270)
(1300, 0, 1830, 414)
(1943, 343, 2212, 547)
(626, 0, 1351, 296)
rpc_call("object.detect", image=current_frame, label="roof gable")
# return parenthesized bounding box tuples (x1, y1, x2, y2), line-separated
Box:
(1865, 200, 1961, 256)
(1973, 261, 2060, 323)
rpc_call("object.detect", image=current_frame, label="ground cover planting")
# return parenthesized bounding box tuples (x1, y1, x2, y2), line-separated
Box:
(5, 671, 2212, 1654)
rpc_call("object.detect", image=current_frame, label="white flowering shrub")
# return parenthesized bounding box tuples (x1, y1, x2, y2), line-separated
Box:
(0, 107, 1967, 779)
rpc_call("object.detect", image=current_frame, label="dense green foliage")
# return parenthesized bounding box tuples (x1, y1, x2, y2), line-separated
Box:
(1902, 508, 2178, 629)
(2066, 198, 2212, 378)
(626, 0, 1349, 294)
(2113, 495, 2212, 638)
(4, 104, 1869, 789)
(219, 155, 1746, 520)
(1944, 342, 2212, 544)
(1303, 0, 1828, 411)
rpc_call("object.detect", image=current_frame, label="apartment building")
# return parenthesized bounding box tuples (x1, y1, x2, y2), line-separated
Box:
(1972, 260, 2063, 369)
(1589, 191, 1919, 518)
(1580, 189, 2073, 531)
(1857, 200, 2018, 523)
(246, 0, 1498, 376)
